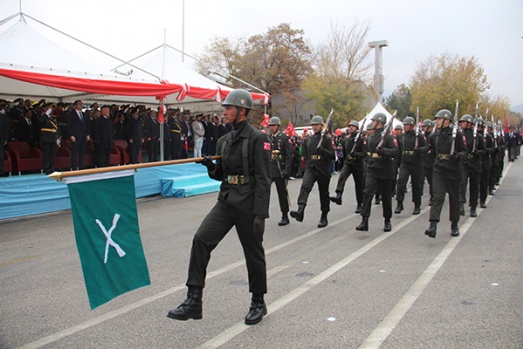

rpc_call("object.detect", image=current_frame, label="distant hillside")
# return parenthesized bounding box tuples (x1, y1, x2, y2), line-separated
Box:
(510, 104, 523, 113)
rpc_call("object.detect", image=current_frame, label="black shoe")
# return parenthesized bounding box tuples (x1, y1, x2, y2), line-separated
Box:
(244, 300, 267, 325)
(480, 201, 486, 208)
(318, 217, 328, 228)
(290, 204, 305, 222)
(412, 206, 420, 215)
(459, 203, 465, 216)
(356, 217, 369, 231)
(167, 287, 203, 321)
(384, 219, 392, 232)
(375, 198, 381, 205)
(278, 216, 290, 226)
(451, 224, 460, 237)
(425, 221, 437, 238)
(489, 190, 494, 196)
(394, 202, 403, 214)
(355, 204, 362, 214)
(329, 193, 342, 205)
(470, 208, 477, 217)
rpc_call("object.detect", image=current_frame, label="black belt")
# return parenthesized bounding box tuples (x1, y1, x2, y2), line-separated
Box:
(225, 175, 252, 185)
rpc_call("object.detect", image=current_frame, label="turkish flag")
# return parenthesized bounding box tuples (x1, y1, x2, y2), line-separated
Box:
(285, 122, 297, 137)
(260, 113, 270, 127)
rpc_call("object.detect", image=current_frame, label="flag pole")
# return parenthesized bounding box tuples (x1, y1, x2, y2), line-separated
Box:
(48, 156, 221, 181)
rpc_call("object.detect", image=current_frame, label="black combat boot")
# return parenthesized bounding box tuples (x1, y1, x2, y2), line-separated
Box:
(394, 201, 403, 214)
(375, 195, 381, 205)
(278, 212, 290, 226)
(480, 201, 486, 208)
(459, 203, 465, 216)
(451, 223, 460, 237)
(412, 205, 421, 215)
(330, 192, 342, 205)
(356, 216, 369, 231)
(425, 221, 437, 238)
(384, 218, 392, 232)
(290, 204, 305, 222)
(167, 286, 203, 320)
(470, 207, 477, 217)
(244, 294, 267, 325)
(318, 212, 328, 228)
(355, 204, 362, 214)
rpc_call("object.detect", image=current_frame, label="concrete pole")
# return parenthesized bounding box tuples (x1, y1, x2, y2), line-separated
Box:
(368, 40, 388, 103)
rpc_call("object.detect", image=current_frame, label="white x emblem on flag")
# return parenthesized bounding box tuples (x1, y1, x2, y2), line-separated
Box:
(95, 213, 126, 264)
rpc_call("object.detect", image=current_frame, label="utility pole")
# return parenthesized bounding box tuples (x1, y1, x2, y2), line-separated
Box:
(368, 40, 388, 103)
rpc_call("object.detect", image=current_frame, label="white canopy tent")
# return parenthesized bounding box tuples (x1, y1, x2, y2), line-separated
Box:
(360, 102, 403, 130)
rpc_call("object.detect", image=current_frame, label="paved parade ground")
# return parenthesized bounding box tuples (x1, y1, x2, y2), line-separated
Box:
(1, 160, 522, 349)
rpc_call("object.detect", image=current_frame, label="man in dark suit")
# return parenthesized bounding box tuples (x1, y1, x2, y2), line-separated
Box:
(94, 105, 114, 167)
(67, 100, 90, 169)
(14, 109, 36, 146)
(505, 125, 519, 162)
(125, 108, 143, 164)
(145, 110, 160, 162)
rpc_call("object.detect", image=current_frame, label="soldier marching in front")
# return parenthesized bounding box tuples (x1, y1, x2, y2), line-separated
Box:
(424, 109, 467, 238)
(268, 116, 294, 226)
(458, 115, 485, 217)
(394, 116, 428, 215)
(356, 112, 399, 232)
(167, 89, 271, 325)
(290, 115, 334, 228)
(330, 120, 367, 213)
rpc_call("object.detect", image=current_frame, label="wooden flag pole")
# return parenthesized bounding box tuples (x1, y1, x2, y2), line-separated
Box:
(48, 156, 221, 181)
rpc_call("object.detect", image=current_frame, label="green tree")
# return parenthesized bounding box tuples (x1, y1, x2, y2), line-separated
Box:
(384, 84, 412, 120)
(410, 53, 491, 118)
(301, 20, 374, 128)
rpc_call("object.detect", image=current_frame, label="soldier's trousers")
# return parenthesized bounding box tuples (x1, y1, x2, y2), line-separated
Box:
(460, 166, 481, 208)
(429, 171, 460, 224)
(361, 174, 393, 219)
(489, 165, 499, 190)
(395, 163, 422, 206)
(297, 169, 331, 213)
(186, 200, 267, 294)
(422, 165, 434, 199)
(272, 177, 290, 213)
(334, 162, 364, 205)
(480, 169, 490, 203)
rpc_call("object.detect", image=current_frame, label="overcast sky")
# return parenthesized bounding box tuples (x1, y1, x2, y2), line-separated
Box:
(1, 0, 522, 108)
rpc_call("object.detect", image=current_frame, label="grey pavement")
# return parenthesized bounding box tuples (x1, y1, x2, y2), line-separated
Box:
(1, 160, 522, 349)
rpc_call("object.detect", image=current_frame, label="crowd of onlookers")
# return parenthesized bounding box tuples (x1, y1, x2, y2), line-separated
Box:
(0, 97, 325, 177)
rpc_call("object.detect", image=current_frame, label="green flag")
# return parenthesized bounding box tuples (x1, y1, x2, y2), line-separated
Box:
(66, 171, 150, 309)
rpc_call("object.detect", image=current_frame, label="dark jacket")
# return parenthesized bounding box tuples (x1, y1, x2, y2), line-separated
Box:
(38, 114, 60, 144)
(462, 128, 485, 173)
(428, 126, 467, 179)
(342, 131, 367, 166)
(269, 131, 293, 178)
(397, 130, 428, 167)
(209, 120, 271, 218)
(366, 128, 399, 179)
(95, 116, 115, 149)
(302, 132, 335, 178)
(67, 110, 90, 141)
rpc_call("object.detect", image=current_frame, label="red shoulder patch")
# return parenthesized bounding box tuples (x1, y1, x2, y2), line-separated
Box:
(263, 142, 271, 151)
(393, 138, 398, 147)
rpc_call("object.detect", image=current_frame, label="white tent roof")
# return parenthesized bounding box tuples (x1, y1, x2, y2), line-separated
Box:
(360, 102, 403, 130)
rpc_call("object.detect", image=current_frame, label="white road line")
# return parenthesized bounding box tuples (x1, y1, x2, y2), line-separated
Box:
(357, 162, 511, 349)
(196, 208, 429, 349)
(17, 213, 357, 349)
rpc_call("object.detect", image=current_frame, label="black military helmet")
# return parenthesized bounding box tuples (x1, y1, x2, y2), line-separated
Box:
(459, 114, 474, 123)
(435, 109, 452, 120)
(268, 116, 281, 126)
(348, 120, 360, 128)
(422, 119, 433, 127)
(371, 112, 387, 124)
(394, 124, 403, 131)
(476, 117, 485, 126)
(403, 116, 415, 125)
(222, 89, 253, 110)
(310, 115, 324, 125)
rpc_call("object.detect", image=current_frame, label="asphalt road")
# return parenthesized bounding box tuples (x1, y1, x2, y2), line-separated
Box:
(1, 160, 522, 349)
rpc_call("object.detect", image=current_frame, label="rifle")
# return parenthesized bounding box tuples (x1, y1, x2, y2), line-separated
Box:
(377, 110, 397, 150)
(450, 100, 459, 154)
(491, 114, 498, 149)
(415, 106, 420, 149)
(472, 117, 479, 153)
(483, 107, 489, 138)
(350, 115, 368, 154)
(317, 109, 334, 148)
